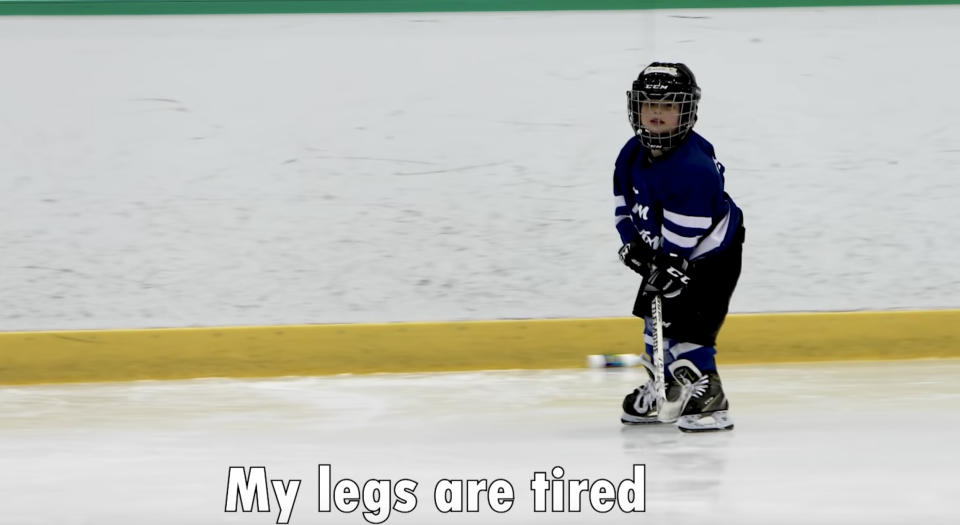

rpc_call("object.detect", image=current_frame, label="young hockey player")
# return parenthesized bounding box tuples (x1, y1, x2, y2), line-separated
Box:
(613, 62, 745, 432)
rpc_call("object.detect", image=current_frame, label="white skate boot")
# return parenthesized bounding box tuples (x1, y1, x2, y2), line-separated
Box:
(620, 357, 664, 424)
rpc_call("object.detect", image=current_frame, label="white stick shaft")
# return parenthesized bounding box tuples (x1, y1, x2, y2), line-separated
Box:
(651, 295, 667, 421)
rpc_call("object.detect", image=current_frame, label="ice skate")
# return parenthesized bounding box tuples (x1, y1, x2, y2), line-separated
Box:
(620, 357, 664, 424)
(668, 360, 734, 433)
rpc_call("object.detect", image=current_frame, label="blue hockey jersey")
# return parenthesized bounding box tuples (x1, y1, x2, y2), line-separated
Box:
(613, 131, 742, 261)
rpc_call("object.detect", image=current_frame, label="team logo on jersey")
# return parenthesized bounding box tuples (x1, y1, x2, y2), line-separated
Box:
(632, 204, 650, 221)
(638, 229, 661, 250)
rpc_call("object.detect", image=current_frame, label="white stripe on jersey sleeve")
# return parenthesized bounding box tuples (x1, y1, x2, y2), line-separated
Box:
(662, 226, 700, 248)
(615, 195, 626, 207)
(615, 215, 630, 225)
(689, 209, 732, 260)
(663, 209, 712, 229)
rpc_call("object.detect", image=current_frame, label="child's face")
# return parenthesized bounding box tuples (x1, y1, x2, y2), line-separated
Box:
(640, 101, 681, 134)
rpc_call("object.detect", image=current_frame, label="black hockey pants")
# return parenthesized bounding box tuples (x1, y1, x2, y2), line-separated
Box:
(632, 223, 745, 347)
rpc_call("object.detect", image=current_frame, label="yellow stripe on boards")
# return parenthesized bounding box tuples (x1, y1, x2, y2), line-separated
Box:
(718, 310, 960, 363)
(0, 318, 640, 385)
(1, 310, 958, 385)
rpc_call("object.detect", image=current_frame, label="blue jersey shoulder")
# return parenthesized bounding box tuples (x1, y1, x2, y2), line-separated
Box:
(615, 136, 642, 169)
(659, 132, 725, 199)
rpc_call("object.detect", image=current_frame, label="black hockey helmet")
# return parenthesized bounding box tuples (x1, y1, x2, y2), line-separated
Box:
(627, 62, 701, 150)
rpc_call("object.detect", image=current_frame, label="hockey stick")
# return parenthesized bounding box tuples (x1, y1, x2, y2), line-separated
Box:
(650, 294, 668, 422)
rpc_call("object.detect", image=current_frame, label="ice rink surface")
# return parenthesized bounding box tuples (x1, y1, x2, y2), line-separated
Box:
(2, 360, 958, 524)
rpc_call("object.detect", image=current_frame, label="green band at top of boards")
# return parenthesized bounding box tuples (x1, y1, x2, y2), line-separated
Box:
(1, 0, 957, 16)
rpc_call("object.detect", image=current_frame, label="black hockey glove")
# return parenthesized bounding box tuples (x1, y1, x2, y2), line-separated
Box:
(618, 241, 655, 276)
(643, 252, 693, 298)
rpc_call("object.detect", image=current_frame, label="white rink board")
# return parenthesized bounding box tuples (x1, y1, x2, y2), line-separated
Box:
(2, 7, 960, 331)
(1, 360, 957, 524)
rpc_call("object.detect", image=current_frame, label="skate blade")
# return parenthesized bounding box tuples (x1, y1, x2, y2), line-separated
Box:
(620, 412, 663, 425)
(677, 410, 734, 433)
